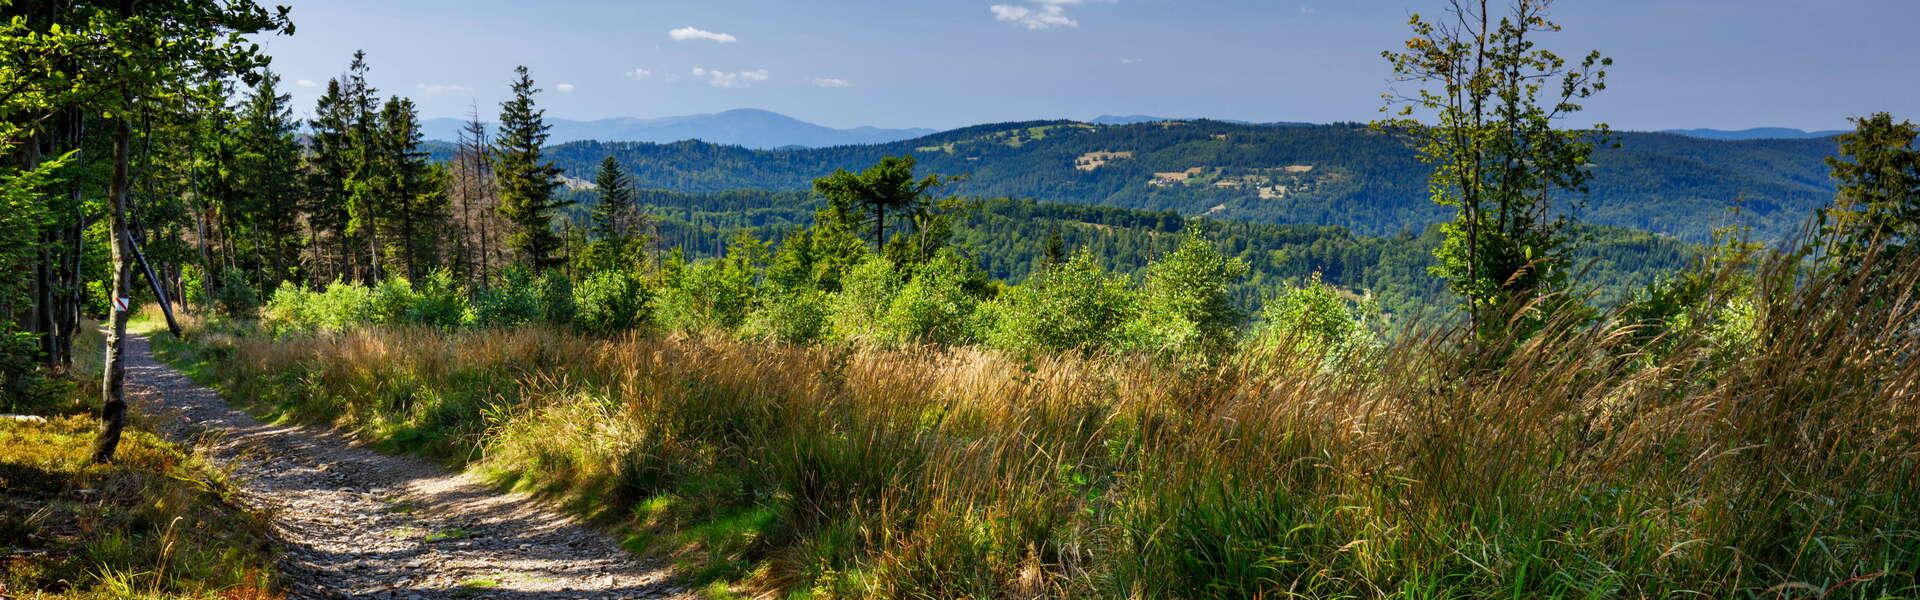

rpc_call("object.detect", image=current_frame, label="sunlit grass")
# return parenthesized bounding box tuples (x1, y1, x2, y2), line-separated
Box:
(167, 248, 1920, 598)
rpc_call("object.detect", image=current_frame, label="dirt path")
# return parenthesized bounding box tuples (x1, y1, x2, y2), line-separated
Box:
(122, 334, 684, 600)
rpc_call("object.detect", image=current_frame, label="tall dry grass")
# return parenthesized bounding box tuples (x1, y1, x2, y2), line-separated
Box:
(179, 246, 1920, 598)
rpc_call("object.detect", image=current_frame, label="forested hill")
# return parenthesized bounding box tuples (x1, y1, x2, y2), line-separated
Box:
(539, 120, 1838, 242)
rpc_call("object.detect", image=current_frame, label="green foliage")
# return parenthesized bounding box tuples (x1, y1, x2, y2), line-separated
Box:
(657, 259, 756, 334)
(983, 249, 1134, 354)
(741, 287, 831, 344)
(812, 155, 953, 250)
(1822, 112, 1920, 267)
(1252, 275, 1380, 368)
(469, 267, 549, 328)
(881, 249, 987, 346)
(493, 66, 569, 270)
(262, 281, 374, 336)
(1124, 231, 1250, 361)
(212, 267, 261, 317)
(573, 269, 648, 335)
(827, 255, 903, 343)
(1378, 0, 1611, 337)
(407, 270, 469, 329)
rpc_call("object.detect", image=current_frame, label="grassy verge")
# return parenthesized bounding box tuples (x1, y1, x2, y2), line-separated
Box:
(160, 255, 1920, 598)
(1, 319, 281, 600)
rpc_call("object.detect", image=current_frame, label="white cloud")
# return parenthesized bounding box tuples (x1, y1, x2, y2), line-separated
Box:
(624, 68, 653, 80)
(669, 26, 737, 43)
(415, 83, 471, 96)
(990, 4, 1082, 29)
(554, 83, 576, 93)
(1119, 57, 1143, 64)
(812, 77, 853, 88)
(294, 79, 318, 88)
(1300, 5, 1316, 15)
(692, 67, 769, 88)
(990, 3, 1078, 30)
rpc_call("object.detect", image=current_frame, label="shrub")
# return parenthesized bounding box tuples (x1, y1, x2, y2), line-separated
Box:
(984, 249, 1133, 354)
(742, 287, 830, 344)
(1250, 274, 1379, 370)
(536, 270, 576, 327)
(1124, 233, 1250, 361)
(827, 255, 901, 343)
(656, 260, 754, 334)
(261, 280, 376, 336)
(573, 269, 648, 335)
(370, 276, 418, 324)
(213, 267, 261, 316)
(881, 249, 985, 345)
(469, 267, 543, 328)
(407, 269, 469, 329)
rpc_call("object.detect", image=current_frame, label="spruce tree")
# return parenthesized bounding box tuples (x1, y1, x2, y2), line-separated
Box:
(1824, 112, 1920, 266)
(375, 96, 444, 280)
(492, 65, 567, 270)
(341, 50, 384, 281)
(307, 79, 354, 282)
(232, 69, 305, 286)
(590, 155, 635, 241)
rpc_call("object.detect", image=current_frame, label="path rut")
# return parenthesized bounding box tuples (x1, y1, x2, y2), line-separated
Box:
(123, 334, 684, 600)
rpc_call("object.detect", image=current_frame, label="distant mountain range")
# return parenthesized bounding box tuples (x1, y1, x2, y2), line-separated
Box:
(422, 106, 1843, 149)
(422, 108, 936, 149)
(1662, 127, 1846, 141)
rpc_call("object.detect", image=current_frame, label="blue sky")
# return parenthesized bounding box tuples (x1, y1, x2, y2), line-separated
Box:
(255, 0, 1919, 131)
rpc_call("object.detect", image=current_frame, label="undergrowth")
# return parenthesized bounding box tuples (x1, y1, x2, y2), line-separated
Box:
(1, 321, 280, 599)
(166, 248, 1920, 598)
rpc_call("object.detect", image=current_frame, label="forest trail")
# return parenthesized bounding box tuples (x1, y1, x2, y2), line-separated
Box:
(121, 333, 685, 600)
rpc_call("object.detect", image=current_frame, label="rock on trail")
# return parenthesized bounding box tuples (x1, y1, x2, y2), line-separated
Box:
(122, 334, 686, 600)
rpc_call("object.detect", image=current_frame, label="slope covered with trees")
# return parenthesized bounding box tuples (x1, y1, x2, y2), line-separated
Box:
(546, 122, 1838, 242)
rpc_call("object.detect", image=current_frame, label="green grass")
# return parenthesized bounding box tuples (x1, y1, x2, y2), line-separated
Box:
(155, 250, 1920, 598)
(0, 415, 280, 599)
(2, 317, 280, 599)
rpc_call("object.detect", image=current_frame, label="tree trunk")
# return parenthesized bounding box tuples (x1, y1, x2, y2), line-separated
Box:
(127, 224, 182, 338)
(92, 117, 133, 464)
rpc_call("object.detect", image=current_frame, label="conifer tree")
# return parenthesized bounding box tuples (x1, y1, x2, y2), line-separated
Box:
(375, 96, 444, 280)
(591, 155, 637, 242)
(1824, 112, 1920, 267)
(307, 79, 355, 282)
(341, 51, 384, 282)
(231, 69, 305, 286)
(492, 66, 567, 270)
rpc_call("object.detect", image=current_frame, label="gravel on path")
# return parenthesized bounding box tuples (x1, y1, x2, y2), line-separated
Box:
(123, 333, 686, 600)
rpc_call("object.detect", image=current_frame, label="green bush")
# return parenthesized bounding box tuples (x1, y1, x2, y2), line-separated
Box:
(213, 267, 261, 316)
(881, 249, 985, 345)
(742, 287, 830, 344)
(536, 270, 576, 327)
(827, 255, 901, 343)
(1251, 274, 1379, 369)
(407, 270, 469, 329)
(1124, 233, 1250, 362)
(573, 270, 648, 335)
(370, 276, 418, 324)
(469, 267, 544, 328)
(983, 249, 1134, 354)
(261, 280, 376, 336)
(656, 260, 754, 334)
